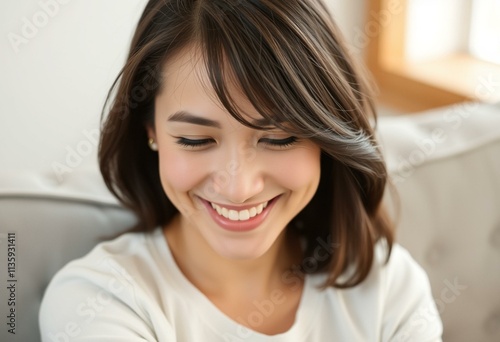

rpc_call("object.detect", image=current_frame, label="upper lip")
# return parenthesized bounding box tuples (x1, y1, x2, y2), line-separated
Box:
(200, 196, 277, 211)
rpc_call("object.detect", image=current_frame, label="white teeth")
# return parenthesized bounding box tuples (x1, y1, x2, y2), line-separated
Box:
(210, 201, 269, 221)
(239, 210, 250, 220)
(249, 207, 257, 217)
(228, 210, 239, 220)
(256, 204, 263, 214)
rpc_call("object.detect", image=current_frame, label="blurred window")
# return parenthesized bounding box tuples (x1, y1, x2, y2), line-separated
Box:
(366, 0, 500, 113)
(469, 0, 500, 64)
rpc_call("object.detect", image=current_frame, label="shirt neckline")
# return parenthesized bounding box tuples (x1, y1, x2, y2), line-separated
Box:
(150, 228, 322, 340)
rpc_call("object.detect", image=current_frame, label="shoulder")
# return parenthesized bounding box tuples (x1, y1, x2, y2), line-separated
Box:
(310, 243, 443, 341)
(329, 242, 432, 294)
(377, 242, 430, 289)
(369, 243, 444, 341)
(45, 231, 154, 294)
(42, 229, 151, 288)
(39, 229, 174, 341)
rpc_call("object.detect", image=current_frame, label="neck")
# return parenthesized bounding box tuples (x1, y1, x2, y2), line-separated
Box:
(164, 214, 302, 300)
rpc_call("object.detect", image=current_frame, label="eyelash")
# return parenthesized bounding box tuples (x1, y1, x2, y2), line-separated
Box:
(175, 138, 213, 148)
(175, 136, 298, 149)
(260, 136, 298, 148)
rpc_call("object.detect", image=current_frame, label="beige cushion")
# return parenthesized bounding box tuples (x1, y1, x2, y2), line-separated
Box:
(379, 102, 500, 342)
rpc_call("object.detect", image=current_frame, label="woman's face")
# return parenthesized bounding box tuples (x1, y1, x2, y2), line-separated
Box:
(151, 47, 321, 260)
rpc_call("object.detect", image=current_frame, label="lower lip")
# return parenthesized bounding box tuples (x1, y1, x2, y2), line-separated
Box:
(200, 196, 279, 232)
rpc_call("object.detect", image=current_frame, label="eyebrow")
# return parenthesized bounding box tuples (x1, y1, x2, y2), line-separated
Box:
(168, 111, 221, 128)
(167, 110, 276, 128)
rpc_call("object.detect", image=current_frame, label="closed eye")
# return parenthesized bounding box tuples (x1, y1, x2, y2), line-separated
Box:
(259, 136, 298, 148)
(175, 137, 214, 148)
(175, 136, 298, 149)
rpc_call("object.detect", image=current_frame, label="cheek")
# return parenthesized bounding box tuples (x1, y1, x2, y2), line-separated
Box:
(158, 150, 206, 192)
(269, 147, 321, 190)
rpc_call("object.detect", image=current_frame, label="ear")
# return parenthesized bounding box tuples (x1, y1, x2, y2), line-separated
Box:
(145, 124, 156, 141)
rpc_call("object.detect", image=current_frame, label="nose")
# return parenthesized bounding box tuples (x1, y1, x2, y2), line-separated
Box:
(210, 143, 264, 204)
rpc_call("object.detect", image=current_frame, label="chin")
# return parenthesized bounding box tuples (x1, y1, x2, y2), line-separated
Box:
(209, 235, 276, 260)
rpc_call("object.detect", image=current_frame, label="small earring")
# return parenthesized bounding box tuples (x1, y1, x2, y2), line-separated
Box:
(148, 138, 158, 151)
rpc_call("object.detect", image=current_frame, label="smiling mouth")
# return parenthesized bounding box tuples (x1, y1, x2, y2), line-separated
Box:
(210, 201, 269, 221)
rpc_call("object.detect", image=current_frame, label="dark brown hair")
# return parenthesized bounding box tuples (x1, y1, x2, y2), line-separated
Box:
(99, 0, 393, 288)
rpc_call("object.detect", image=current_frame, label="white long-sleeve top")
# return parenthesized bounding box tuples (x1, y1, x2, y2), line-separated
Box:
(39, 229, 443, 341)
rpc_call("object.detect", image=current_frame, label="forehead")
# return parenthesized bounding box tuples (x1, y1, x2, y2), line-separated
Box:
(160, 46, 206, 89)
(156, 45, 267, 124)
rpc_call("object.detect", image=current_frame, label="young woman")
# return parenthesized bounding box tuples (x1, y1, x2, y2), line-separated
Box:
(40, 0, 443, 340)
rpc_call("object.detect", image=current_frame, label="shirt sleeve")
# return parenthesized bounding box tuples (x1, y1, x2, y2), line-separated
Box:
(380, 245, 443, 342)
(39, 256, 175, 342)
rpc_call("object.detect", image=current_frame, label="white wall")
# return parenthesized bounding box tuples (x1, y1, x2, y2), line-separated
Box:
(0, 0, 146, 176)
(0, 0, 366, 179)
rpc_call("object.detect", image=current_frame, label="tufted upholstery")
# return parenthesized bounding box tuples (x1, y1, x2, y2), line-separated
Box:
(0, 102, 498, 342)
